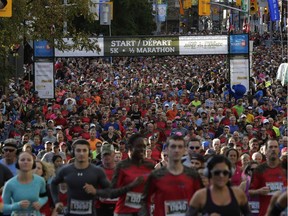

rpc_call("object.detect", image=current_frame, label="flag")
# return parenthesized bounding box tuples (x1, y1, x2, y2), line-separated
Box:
(179, 0, 184, 15)
(157, 4, 167, 22)
(267, 0, 280, 21)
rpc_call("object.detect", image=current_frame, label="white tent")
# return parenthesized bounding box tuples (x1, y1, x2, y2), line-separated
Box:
(276, 63, 288, 86)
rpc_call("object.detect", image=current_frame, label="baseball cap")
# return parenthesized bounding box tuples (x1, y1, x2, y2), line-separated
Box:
(263, 119, 269, 124)
(2, 138, 18, 149)
(248, 106, 253, 110)
(202, 141, 210, 148)
(90, 123, 96, 128)
(240, 114, 247, 118)
(55, 126, 62, 130)
(45, 141, 52, 145)
(48, 120, 54, 123)
(101, 144, 115, 155)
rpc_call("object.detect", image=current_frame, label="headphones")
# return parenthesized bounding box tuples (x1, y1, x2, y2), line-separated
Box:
(203, 155, 234, 179)
(71, 139, 92, 158)
(15, 152, 36, 170)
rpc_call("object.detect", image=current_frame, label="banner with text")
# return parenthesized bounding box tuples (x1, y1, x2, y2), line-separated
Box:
(104, 37, 179, 56)
(34, 62, 55, 99)
(179, 35, 228, 55)
(229, 34, 249, 54)
(55, 35, 232, 57)
(267, 0, 280, 21)
(230, 56, 249, 93)
(34, 40, 54, 58)
(55, 38, 104, 57)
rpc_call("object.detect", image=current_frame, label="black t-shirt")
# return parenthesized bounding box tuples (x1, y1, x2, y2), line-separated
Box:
(0, 163, 13, 187)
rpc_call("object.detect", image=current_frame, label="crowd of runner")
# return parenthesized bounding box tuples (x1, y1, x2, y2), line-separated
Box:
(0, 33, 286, 216)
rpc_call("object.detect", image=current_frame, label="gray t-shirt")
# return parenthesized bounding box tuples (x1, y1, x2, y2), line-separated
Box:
(41, 152, 66, 163)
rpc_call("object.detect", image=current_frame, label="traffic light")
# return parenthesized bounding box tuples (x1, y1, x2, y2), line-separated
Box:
(0, 0, 12, 17)
(250, 0, 258, 15)
(183, 0, 192, 9)
(264, 7, 268, 15)
(198, 0, 210, 16)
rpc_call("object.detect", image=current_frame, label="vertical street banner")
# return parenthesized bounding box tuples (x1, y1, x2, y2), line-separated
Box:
(230, 56, 249, 92)
(157, 4, 167, 22)
(89, 0, 100, 20)
(267, 0, 280, 21)
(34, 62, 54, 99)
(100, 1, 111, 25)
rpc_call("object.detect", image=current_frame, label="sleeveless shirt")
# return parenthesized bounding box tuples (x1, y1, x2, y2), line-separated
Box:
(202, 186, 241, 216)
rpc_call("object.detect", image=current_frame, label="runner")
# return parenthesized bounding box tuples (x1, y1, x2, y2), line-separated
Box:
(111, 133, 154, 216)
(2, 151, 48, 216)
(186, 155, 250, 216)
(249, 139, 287, 216)
(96, 144, 118, 216)
(50, 139, 142, 216)
(139, 134, 201, 216)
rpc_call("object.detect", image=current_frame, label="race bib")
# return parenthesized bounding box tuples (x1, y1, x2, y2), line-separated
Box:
(70, 199, 92, 215)
(248, 201, 260, 214)
(266, 182, 283, 195)
(13, 211, 37, 216)
(99, 197, 119, 203)
(164, 200, 188, 216)
(124, 192, 142, 209)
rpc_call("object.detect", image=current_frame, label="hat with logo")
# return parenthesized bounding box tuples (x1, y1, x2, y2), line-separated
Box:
(101, 144, 115, 155)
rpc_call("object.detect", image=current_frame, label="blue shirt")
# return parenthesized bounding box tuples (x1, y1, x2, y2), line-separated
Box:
(0, 159, 17, 176)
(3, 174, 47, 216)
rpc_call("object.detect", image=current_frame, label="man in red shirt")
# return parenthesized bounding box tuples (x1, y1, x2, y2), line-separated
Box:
(140, 134, 201, 216)
(249, 139, 287, 216)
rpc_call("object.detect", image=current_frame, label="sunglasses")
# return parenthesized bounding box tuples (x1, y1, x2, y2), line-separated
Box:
(249, 168, 256, 172)
(190, 146, 200, 150)
(163, 154, 168, 157)
(3, 149, 15, 153)
(211, 170, 230, 177)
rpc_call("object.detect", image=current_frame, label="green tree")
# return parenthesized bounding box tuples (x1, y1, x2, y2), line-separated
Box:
(112, 0, 155, 36)
(0, 0, 99, 88)
(0, 0, 100, 51)
(72, 0, 156, 36)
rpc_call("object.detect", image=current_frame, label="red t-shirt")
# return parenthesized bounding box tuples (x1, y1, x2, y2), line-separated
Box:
(143, 166, 201, 216)
(250, 163, 287, 216)
(112, 159, 154, 214)
(97, 166, 118, 206)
